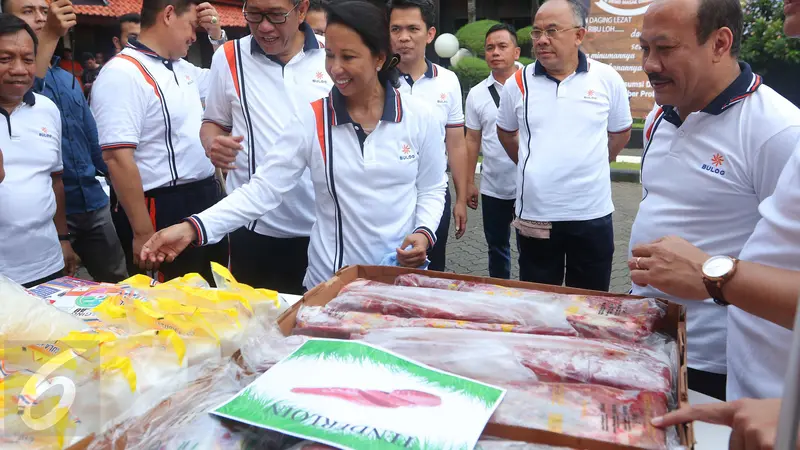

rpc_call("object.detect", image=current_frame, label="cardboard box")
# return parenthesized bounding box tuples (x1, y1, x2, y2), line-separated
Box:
(277, 265, 693, 450)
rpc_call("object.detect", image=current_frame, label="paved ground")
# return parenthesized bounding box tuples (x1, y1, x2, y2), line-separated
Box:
(78, 176, 643, 294)
(444, 176, 642, 294)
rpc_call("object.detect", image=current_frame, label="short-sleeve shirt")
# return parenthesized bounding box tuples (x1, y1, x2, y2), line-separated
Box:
(397, 59, 464, 130)
(90, 40, 215, 192)
(629, 63, 800, 374)
(465, 72, 516, 200)
(727, 138, 800, 400)
(496, 52, 633, 222)
(0, 92, 65, 284)
(202, 27, 331, 238)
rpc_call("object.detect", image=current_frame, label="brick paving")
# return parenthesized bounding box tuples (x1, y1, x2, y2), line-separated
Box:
(444, 176, 642, 294)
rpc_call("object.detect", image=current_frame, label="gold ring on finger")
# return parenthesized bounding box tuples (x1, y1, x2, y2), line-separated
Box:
(635, 257, 641, 270)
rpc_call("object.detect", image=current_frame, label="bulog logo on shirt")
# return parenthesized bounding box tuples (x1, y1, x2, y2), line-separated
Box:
(38, 127, 53, 138)
(437, 93, 447, 104)
(313, 72, 328, 84)
(399, 144, 417, 161)
(701, 153, 726, 176)
(585, 89, 599, 100)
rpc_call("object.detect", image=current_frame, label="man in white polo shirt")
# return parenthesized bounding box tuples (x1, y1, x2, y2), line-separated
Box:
(389, 0, 469, 272)
(91, 0, 231, 283)
(465, 23, 520, 279)
(0, 13, 79, 286)
(201, 0, 331, 294)
(496, 0, 632, 291)
(628, 0, 800, 400)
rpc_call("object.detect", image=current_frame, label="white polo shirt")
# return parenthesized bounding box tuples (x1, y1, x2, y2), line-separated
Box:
(496, 52, 633, 222)
(629, 63, 800, 374)
(187, 85, 447, 289)
(0, 91, 64, 284)
(202, 26, 331, 238)
(91, 41, 215, 192)
(397, 59, 464, 130)
(465, 72, 516, 200)
(727, 139, 800, 400)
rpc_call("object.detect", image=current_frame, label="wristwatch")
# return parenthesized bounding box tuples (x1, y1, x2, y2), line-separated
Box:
(58, 233, 72, 241)
(208, 29, 228, 46)
(701, 255, 739, 306)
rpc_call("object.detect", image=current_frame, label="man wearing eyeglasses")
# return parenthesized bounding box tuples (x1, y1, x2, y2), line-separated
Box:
(496, 0, 632, 292)
(90, 0, 231, 283)
(200, 0, 331, 293)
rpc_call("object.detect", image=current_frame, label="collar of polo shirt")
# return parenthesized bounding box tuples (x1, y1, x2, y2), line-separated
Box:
(399, 59, 438, 86)
(250, 22, 322, 65)
(533, 49, 589, 79)
(328, 81, 404, 126)
(127, 38, 177, 70)
(661, 62, 761, 127)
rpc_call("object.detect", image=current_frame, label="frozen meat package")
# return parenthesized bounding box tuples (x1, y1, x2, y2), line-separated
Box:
(357, 328, 678, 396)
(389, 274, 667, 342)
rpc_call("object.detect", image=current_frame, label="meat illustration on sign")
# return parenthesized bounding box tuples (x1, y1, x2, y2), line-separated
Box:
(290, 387, 442, 408)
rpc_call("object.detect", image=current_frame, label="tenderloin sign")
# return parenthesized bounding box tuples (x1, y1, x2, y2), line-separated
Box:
(581, 0, 655, 118)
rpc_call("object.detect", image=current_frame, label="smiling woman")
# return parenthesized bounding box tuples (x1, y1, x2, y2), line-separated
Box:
(140, 0, 449, 292)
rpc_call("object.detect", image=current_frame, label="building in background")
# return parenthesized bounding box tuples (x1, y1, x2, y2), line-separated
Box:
(71, 0, 248, 67)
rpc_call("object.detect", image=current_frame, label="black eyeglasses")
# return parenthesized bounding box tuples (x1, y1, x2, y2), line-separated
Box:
(242, 2, 299, 25)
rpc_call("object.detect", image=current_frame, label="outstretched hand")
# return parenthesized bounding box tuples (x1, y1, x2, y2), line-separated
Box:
(138, 222, 197, 269)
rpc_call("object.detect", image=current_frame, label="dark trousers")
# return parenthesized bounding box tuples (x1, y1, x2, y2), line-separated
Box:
(229, 228, 310, 295)
(111, 177, 228, 284)
(517, 213, 614, 291)
(688, 368, 727, 401)
(481, 194, 515, 279)
(22, 270, 64, 288)
(67, 205, 128, 283)
(427, 187, 451, 272)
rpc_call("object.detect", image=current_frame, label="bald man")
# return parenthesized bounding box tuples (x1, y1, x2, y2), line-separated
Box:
(628, 0, 800, 400)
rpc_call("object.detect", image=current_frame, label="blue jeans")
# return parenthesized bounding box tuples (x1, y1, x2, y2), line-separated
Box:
(517, 213, 614, 291)
(481, 194, 515, 279)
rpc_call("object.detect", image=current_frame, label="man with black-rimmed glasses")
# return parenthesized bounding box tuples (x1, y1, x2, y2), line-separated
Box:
(200, 0, 331, 293)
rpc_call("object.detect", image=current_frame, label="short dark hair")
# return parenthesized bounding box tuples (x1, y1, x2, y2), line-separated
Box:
(325, 0, 400, 87)
(140, 0, 195, 28)
(387, 0, 436, 29)
(485, 23, 518, 45)
(0, 13, 37, 54)
(116, 12, 140, 38)
(696, 0, 742, 56)
(308, 0, 325, 12)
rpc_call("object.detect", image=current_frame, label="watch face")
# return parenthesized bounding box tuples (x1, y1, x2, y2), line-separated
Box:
(703, 256, 735, 278)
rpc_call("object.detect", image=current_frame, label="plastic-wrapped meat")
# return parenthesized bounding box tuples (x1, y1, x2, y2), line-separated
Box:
(392, 274, 666, 342)
(333, 279, 581, 336)
(357, 328, 676, 395)
(492, 384, 670, 450)
(294, 306, 576, 339)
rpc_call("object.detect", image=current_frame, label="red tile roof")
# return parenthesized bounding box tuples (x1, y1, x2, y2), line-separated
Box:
(75, 0, 247, 27)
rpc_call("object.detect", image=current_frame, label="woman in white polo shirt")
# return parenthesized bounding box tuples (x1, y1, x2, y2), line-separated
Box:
(140, 0, 447, 291)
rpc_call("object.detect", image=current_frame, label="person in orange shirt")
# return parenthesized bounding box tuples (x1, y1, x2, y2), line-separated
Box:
(58, 48, 83, 79)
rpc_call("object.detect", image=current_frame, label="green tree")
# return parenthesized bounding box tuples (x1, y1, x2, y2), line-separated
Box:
(740, 0, 800, 73)
(455, 19, 501, 57)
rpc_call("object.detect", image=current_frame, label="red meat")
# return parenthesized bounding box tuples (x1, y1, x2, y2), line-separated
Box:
(294, 306, 578, 339)
(392, 274, 665, 342)
(491, 384, 670, 449)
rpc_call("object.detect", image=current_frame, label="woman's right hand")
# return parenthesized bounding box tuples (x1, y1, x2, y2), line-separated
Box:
(139, 222, 197, 268)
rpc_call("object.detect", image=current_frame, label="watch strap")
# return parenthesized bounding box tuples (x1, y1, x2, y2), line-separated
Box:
(208, 29, 227, 45)
(58, 233, 71, 241)
(704, 278, 729, 306)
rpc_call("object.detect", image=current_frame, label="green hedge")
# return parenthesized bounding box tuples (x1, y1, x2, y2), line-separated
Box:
(518, 56, 535, 66)
(517, 26, 533, 47)
(455, 20, 501, 57)
(452, 56, 491, 92)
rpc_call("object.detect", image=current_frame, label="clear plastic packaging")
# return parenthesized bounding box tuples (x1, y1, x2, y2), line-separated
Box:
(392, 274, 666, 342)
(476, 439, 577, 449)
(357, 328, 677, 396)
(0, 275, 88, 343)
(492, 384, 678, 450)
(294, 306, 576, 339)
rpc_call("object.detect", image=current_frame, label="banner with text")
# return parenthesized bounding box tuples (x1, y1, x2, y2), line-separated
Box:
(581, 0, 655, 118)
